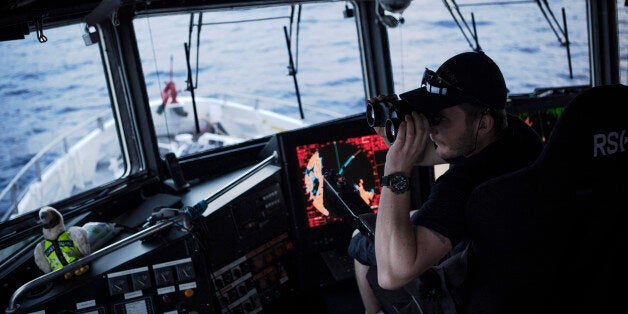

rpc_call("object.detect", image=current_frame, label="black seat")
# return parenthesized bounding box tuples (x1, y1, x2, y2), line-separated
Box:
(464, 84, 628, 313)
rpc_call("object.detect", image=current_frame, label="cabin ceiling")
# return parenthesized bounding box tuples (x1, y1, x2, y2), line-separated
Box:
(0, 0, 97, 40)
(0, 0, 342, 41)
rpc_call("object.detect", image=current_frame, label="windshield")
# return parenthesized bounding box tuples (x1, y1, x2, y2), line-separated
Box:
(133, 2, 365, 158)
(388, 0, 595, 94)
(0, 24, 124, 222)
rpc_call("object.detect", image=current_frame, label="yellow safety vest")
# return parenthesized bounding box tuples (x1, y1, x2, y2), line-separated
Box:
(43, 231, 82, 271)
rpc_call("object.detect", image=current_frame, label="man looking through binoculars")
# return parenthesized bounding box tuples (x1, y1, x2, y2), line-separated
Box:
(348, 51, 543, 314)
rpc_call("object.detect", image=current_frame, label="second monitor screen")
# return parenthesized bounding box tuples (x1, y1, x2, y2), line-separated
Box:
(295, 134, 388, 228)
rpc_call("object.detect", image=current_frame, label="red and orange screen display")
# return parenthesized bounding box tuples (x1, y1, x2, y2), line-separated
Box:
(295, 134, 388, 228)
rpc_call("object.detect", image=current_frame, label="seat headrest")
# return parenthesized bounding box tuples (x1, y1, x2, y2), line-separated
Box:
(534, 84, 628, 181)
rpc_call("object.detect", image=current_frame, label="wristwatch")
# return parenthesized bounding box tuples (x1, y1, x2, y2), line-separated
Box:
(381, 172, 410, 194)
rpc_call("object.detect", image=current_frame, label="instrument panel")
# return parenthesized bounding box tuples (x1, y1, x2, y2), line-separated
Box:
(15, 229, 214, 314)
(9, 165, 296, 314)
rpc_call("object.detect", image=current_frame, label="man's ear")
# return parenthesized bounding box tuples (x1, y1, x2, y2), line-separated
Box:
(479, 113, 494, 133)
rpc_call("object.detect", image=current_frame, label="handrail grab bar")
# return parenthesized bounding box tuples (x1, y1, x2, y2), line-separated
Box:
(206, 151, 278, 204)
(5, 216, 180, 313)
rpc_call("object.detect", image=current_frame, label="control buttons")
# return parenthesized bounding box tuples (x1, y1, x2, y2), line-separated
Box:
(184, 288, 194, 298)
(108, 276, 129, 295)
(214, 277, 224, 289)
(231, 266, 241, 278)
(131, 271, 152, 290)
(154, 267, 175, 286)
(176, 262, 195, 282)
(222, 271, 233, 285)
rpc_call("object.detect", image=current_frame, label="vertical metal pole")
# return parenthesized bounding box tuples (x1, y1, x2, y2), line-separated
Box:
(184, 43, 201, 134)
(562, 8, 573, 79)
(283, 26, 304, 119)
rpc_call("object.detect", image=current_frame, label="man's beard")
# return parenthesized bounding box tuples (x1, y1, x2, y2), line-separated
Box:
(435, 124, 479, 163)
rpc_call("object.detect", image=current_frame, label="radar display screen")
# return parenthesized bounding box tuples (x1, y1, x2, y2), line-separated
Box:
(295, 134, 387, 228)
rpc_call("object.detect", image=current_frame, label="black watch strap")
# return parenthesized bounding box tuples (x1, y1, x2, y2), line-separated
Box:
(381, 172, 410, 194)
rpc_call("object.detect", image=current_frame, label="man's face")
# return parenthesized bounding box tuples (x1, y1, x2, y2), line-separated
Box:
(428, 105, 479, 161)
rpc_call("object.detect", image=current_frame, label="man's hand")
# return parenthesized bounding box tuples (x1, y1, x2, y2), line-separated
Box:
(384, 112, 431, 175)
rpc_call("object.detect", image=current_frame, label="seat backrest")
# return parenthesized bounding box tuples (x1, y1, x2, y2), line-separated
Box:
(465, 84, 628, 313)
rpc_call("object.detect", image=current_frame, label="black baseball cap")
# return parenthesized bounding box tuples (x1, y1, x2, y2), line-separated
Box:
(399, 51, 507, 113)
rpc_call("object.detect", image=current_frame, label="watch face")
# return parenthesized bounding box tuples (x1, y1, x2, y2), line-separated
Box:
(391, 175, 408, 190)
(384, 174, 409, 194)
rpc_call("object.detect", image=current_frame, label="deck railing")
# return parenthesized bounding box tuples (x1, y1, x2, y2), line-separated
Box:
(214, 91, 346, 122)
(0, 110, 112, 222)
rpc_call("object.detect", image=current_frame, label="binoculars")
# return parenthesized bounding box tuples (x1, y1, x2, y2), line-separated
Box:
(366, 98, 410, 144)
(366, 98, 441, 143)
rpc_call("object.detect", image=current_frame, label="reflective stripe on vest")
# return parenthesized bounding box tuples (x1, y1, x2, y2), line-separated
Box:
(43, 231, 81, 271)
